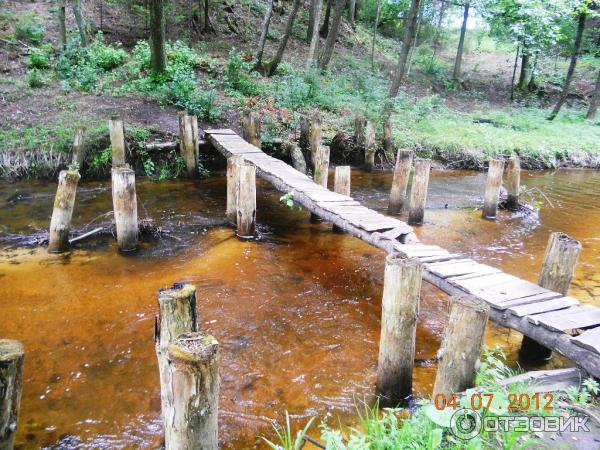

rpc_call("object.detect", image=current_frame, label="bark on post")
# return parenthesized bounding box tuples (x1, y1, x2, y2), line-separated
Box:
(311, 145, 330, 223)
(388, 150, 413, 215)
(376, 253, 422, 406)
(505, 155, 520, 211)
(520, 233, 582, 362)
(408, 158, 431, 225)
(108, 117, 126, 167)
(432, 296, 489, 399)
(111, 167, 138, 252)
(178, 112, 196, 177)
(299, 116, 310, 155)
(354, 115, 366, 152)
(364, 120, 376, 172)
(309, 113, 322, 167)
(48, 170, 81, 253)
(236, 162, 256, 239)
(0, 340, 24, 450)
(155, 282, 198, 430)
(332, 166, 351, 233)
(71, 126, 86, 169)
(191, 115, 199, 165)
(383, 118, 395, 155)
(165, 332, 219, 450)
(241, 110, 261, 149)
(482, 159, 505, 220)
(226, 156, 243, 225)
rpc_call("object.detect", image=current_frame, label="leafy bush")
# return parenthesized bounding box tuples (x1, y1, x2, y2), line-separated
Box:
(89, 33, 127, 70)
(27, 68, 44, 88)
(225, 49, 262, 96)
(14, 15, 44, 45)
(28, 44, 52, 69)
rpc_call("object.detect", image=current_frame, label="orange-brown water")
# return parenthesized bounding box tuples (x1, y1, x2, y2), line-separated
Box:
(0, 169, 598, 449)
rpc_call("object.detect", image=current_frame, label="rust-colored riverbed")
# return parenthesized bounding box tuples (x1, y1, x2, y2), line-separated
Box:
(0, 169, 598, 448)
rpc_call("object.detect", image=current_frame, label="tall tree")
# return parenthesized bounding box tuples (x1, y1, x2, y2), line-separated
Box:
(57, 0, 67, 50)
(319, 0, 346, 69)
(388, 0, 421, 97)
(255, 0, 274, 67)
(349, 0, 357, 27)
(71, 0, 88, 49)
(320, 0, 333, 37)
(371, 0, 382, 69)
(587, 68, 600, 119)
(548, 10, 587, 120)
(433, 0, 448, 56)
(307, 0, 323, 68)
(452, 3, 470, 81)
(149, 0, 167, 73)
(260, 0, 301, 76)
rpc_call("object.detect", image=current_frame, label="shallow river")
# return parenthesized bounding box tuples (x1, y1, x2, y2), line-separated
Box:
(0, 169, 599, 449)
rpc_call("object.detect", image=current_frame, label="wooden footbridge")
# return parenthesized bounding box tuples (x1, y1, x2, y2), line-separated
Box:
(206, 129, 600, 379)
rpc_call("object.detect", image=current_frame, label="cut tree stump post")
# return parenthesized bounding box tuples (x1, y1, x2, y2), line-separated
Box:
(505, 155, 520, 211)
(236, 162, 256, 239)
(432, 296, 489, 399)
(191, 115, 199, 165)
(383, 117, 395, 155)
(520, 232, 582, 363)
(364, 120, 376, 172)
(108, 116, 126, 167)
(71, 126, 86, 169)
(482, 159, 505, 219)
(0, 340, 24, 450)
(226, 156, 243, 225)
(333, 166, 350, 232)
(310, 145, 330, 223)
(354, 114, 366, 152)
(309, 113, 322, 167)
(408, 158, 431, 226)
(178, 112, 197, 177)
(111, 167, 138, 252)
(48, 169, 81, 253)
(299, 116, 310, 155)
(376, 253, 422, 406)
(166, 332, 219, 450)
(241, 110, 261, 149)
(388, 150, 413, 215)
(155, 282, 198, 429)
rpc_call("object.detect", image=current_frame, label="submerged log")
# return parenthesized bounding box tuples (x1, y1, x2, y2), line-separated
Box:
(0, 339, 24, 450)
(48, 169, 80, 253)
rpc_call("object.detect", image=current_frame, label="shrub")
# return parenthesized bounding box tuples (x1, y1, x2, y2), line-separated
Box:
(14, 16, 44, 45)
(225, 49, 262, 96)
(27, 68, 44, 88)
(28, 44, 52, 69)
(89, 33, 127, 71)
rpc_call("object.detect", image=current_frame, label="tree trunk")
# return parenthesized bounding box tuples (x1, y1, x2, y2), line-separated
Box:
(58, 0, 67, 50)
(261, 0, 301, 76)
(70, 0, 88, 49)
(204, 0, 211, 32)
(255, 0, 274, 66)
(388, 0, 421, 97)
(587, 68, 600, 120)
(0, 340, 24, 450)
(371, 0, 382, 70)
(452, 3, 469, 81)
(432, 0, 447, 57)
(517, 51, 530, 91)
(348, 0, 356, 27)
(510, 45, 520, 101)
(318, 0, 346, 69)
(149, 0, 167, 73)
(320, 0, 333, 38)
(306, 0, 323, 68)
(549, 12, 587, 121)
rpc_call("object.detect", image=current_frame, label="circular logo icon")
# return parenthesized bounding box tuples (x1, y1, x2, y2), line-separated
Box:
(450, 409, 482, 440)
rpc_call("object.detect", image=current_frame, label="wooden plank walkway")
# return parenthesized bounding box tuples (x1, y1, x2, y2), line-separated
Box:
(206, 129, 600, 378)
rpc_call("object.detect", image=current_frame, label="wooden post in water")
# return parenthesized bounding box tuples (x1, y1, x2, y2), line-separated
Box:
(71, 126, 86, 169)
(333, 166, 351, 233)
(226, 156, 243, 225)
(111, 167, 138, 251)
(191, 115, 199, 164)
(310, 145, 330, 223)
(166, 332, 219, 450)
(309, 113, 322, 167)
(505, 155, 520, 211)
(178, 112, 197, 177)
(354, 114, 366, 151)
(236, 162, 256, 238)
(241, 110, 261, 149)
(432, 296, 489, 399)
(299, 116, 310, 155)
(520, 232, 582, 362)
(388, 150, 413, 215)
(108, 116, 126, 167)
(376, 253, 422, 406)
(0, 340, 24, 450)
(408, 158, 431, 226)
(155, 283, 198, 429)
(383, 117, 395, 155)
(482, 159, 505, 219)
(364, 120, 376, 171)
(48, 169, 81, 253)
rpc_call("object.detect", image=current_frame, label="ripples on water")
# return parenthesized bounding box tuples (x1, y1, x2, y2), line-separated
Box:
(0, 169, 598, 448)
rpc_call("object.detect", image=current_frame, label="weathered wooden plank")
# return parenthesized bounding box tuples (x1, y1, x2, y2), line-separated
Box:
(508, 296, 579, 317)
(449, 272, 516, 292)
(204, 129, 238, 135)
(448, 266, 503, 281)
(419, 253, 463, 263)
(425, 260, 488, 279)
(528, 306, 600, 332)
(498, 291, 564, 309)
(426, 258, 473, 268)
(499, 368, 583, 393)
(571, 328, 600, 354)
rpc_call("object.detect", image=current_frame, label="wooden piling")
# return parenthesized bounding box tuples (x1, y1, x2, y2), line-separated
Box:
(191, 115, 199, 164)
(333, 166, 351, 233)
(309, 113, 322, 167)
(376, 253, 422, 406)
(364, 120, 376, 171)
(505, 155, 520, 211)
(520, 232, 582, 362)
(388, 150, 413, 215)
(155, 283, 198, 425)
(432, 296, 489, 399)
(299, 116, 310, 157)
(48, 169, 80, 253)
(383, 118, 395, 155)
(226, 156, 243, 225)
(165, 332, 219, 450)
(0, 340, 24, 450)
(111, 166, 138, 252)
(178, 112, 197, 177)
(241, 110, 261, 149)
(108, 116, 126, 167)
(310, 145, 330, 223)
(354, 114, 366, 151)
(71, 126, 86, 168)
(482, 159, 505, 219)
(236, 162, 256, 239)
(408, 158, 431, 226)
